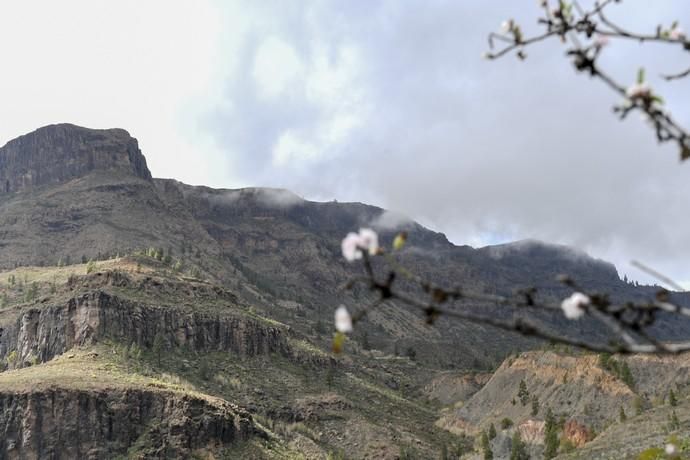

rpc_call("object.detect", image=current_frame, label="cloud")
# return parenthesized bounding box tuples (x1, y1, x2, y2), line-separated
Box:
(369, 210, 414, 231)
(2, 0, 689, 285)
(201, 0, 690, 284)
(203, 188, 303, 209)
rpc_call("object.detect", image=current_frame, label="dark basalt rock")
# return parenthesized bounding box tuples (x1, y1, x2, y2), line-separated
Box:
(0, 388, 257, 459)
(0, 123, 151, 193)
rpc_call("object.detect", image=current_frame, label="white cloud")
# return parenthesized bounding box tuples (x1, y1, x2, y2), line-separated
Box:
(272, 131, 319, 166)
(252, 37, 304, 99)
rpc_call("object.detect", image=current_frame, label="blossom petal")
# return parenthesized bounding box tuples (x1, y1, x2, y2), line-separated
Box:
(335, 305, 353, 333)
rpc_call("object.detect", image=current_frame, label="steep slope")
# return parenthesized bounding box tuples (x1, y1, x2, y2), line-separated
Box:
(0, 124, 221, 271)
(438, 349, 690, 458)
(2, 124, 690, 458)
(0, 258, 463, 459)
(0, 351, 259, 459)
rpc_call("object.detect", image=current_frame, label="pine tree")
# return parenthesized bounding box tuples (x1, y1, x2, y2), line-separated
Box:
(619, 406, 627, 422)
(531, 396, 539, 416)
(544, 408, 559, 459)
(152, 332, 165, 367)
(670, 410, 680, 430)
(24, 282, 38, 302)
(518, 379, 530, 406)
(481, 430, 493, 460)
(510, 431, 528, 460)
(488, 423, 497, 440)
(669, 389, 678, 407)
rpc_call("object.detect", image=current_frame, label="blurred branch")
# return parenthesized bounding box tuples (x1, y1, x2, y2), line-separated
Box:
(342, 249, 690, 355)
(485, 0, 690, 161)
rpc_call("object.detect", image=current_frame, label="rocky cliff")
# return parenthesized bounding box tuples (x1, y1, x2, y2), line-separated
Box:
(0, 270, 329, 370)
(0, 387, 255, 460)
(0, 124, 151, 194)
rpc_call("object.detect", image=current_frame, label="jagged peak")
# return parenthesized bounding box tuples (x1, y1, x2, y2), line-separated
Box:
(0, 123, 151, 193)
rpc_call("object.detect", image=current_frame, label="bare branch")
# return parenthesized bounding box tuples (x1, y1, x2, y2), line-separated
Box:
(343, 246, 690, 355)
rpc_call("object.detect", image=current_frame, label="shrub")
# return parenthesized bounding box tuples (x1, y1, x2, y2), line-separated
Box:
(500, 418, 514, 429)
(518, 379, 529, 406)
(86, 259, 96, 274)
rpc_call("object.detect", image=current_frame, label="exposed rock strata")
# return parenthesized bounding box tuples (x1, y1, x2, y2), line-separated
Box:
(0, 124, 151, 193)
(0, 387, 256, 459)
(0, 290, 328, 369)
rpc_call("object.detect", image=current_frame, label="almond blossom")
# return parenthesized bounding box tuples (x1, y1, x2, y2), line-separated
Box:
(341, 228, 379, 262)
(594, 35, 609, 48)
(334, 305, 353, 333)
(561, 292, 590, 320)
(625, 82, 651, 99)
(669, 26, 686, 41)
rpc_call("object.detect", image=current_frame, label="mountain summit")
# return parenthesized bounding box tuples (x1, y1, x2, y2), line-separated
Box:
(0, 123, 151, 194)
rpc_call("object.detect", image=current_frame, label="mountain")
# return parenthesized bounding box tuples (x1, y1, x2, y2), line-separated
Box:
(0, 124, 688, 458)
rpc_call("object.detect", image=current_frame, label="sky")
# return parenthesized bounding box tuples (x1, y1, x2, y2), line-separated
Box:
(0, 1, 689, 286)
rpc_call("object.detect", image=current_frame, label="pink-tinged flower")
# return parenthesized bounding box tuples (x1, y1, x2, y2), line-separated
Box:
(594, 35, 610, 48)
(501, 19, 514, 33)
(561, 292, 590, 320)
(670, 26, 686, 41)
(626, 82, 651, 99)
(358, 228, 379, 255)
(341, 228, 379, 262)
(341, 232, 363, 262)
(335, 305, 353, 333)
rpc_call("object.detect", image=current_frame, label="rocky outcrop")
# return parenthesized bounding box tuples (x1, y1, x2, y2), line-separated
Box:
(0, 124, 151, 193)
(0, 387, 257, 459)
(518, 419, 545, 444)
(444, 351, 637, 434)
(0, 289, 327, 369)
(562, 419, 592, 447)
(423, 372, 492, 406)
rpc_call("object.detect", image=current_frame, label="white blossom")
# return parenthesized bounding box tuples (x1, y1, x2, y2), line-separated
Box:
(358, 228, 379, 255)
(561, 292, 590, 320)
(665, 443, 676, 455)
(341, 232, 363, 262)
(670, 26, 686, 41)
(341, 228, 379, 262)
(594, 35, 609, 48)
(501, 19, 514, 33)
(335, 305, 353, 333)
(626, 82, 651, 99)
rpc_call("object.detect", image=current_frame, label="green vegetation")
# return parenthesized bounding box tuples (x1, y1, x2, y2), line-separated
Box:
(86, 259, 97, 274)
(518, 379, 529, 406)
(488, 422, 497, 440)
(544, 408, 559, 459)
(510, 431, 528, 460)
(531, 395, 539, 416)
(481, 430, 493, 460)
(669, 389, 678, 407)
(598, 353, 635, 389)
(500, 418, 514, 430)
(668, 410, 680, 431)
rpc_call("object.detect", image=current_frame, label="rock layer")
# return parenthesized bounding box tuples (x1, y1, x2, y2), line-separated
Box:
(0, 124, 151, 193)
(0, 387, 256, 459)
(0, 287, 328, 369)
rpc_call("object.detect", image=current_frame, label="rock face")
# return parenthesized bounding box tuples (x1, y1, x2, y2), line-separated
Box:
(518, 419, 545, 444)
(0, 387, 256, 459)
(562, 419, 592, 447)
(0, 124, 151, 193)
(0, 290, 296, 369)
(440, 351, 637, 434)
(0, 271, 331, 370)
